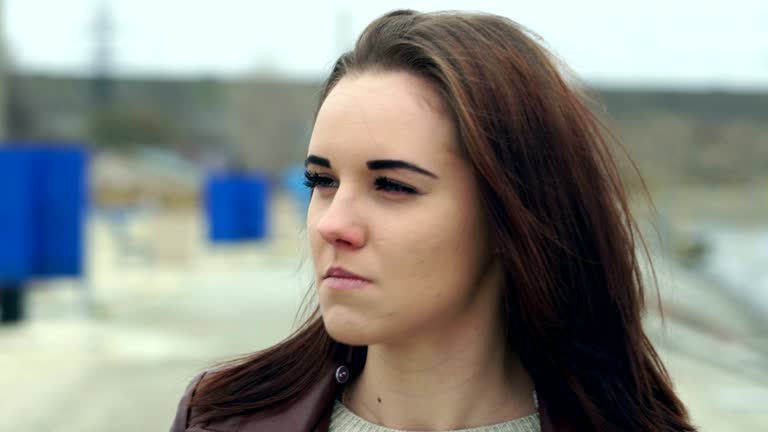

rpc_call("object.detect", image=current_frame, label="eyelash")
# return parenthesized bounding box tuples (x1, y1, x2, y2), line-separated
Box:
(374, 176, 417, 194)
(303, 171, 418, 195)
(303, 171, 337, 189)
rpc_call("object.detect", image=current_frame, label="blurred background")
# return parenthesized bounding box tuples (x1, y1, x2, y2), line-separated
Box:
(0, 1, 765, 430)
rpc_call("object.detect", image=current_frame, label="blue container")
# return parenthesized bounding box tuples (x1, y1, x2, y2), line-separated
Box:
(205, 173, 242, 242)
(0, 150, 35, 283)
(0, 144, 88, 281)
(241, 174, 270, 240)
(204, 172, 270, 243)
(31, 147, 88, 277)
(281, 164, 311, 218)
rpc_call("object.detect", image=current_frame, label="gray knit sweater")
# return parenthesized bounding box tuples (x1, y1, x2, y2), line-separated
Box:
(328, 400, 540, 432)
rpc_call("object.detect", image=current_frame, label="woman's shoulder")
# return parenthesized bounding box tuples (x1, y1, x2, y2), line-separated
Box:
(168, 355, 343, 432)
(169, 363, 252, 431)
(170, 349, 275, 429)
(169, 370, 209, 432)
(169, 340, 352, 431)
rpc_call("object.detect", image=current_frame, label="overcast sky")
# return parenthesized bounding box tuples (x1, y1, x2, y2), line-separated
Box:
(5, 0, 768, 88)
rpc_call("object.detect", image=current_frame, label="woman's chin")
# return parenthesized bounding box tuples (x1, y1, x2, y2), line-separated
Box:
(322, 312, 377, 346)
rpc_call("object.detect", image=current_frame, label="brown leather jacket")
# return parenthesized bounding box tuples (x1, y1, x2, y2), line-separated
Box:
(170, 353, 556, 432)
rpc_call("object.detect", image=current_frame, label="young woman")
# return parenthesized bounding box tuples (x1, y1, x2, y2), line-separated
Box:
(171, 9, 695, 432)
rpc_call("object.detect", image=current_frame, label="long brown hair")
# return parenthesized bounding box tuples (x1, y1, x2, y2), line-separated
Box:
(190, 10, 694, 431)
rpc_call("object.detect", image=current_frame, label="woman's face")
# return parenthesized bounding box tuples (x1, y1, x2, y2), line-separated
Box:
(307, 71, 501, 346)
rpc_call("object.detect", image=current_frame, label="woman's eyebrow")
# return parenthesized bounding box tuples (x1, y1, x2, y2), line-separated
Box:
(304, 155, 331, 168)
(367, 159, 438, 179)
(305, 155, 438, 179)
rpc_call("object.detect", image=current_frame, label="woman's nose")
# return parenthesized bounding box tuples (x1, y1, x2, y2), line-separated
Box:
(314, 194, 366, 249)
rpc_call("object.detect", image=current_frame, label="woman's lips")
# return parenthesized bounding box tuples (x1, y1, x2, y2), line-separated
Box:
(323, 266, 370, 290)
(323, 276, 370, 290)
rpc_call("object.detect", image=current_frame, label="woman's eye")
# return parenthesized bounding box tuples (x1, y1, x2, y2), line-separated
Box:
(374, 177, 417, 194)
(303, 171, 337, 189)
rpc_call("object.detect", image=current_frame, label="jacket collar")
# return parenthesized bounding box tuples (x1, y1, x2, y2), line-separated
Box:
(198, 345, 555, 432)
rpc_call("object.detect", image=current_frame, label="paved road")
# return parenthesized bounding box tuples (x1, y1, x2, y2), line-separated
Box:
(1, 210, 766, 431)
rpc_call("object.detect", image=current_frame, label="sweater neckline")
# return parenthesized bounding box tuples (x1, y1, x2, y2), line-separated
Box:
(330, 399, 540, 432)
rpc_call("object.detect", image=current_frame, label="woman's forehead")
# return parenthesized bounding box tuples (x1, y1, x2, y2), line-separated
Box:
(309, 72, 457, 161)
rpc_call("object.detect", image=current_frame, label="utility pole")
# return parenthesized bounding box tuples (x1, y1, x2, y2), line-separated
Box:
(0, 0, 7, 138)
(91, 1, 115, 108)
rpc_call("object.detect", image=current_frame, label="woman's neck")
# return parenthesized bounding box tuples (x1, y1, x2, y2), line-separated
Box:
(343, 324, 536, 430)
